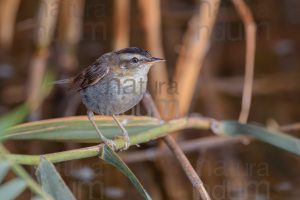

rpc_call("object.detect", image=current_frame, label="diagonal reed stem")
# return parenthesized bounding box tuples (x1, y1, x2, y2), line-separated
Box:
(142, 92, 212, 200)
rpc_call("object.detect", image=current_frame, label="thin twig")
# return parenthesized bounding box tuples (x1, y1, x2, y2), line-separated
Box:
(232, 0, 257, 123)
(267, 120, 300, 132)
(120, 136, 246, 163)
(142, 92, 211, 200)
(164, 136, 211, 200)
(279, 123, 300, 132)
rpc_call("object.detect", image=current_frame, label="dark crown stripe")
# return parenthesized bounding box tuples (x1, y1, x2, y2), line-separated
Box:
(116, 47, 151, 57)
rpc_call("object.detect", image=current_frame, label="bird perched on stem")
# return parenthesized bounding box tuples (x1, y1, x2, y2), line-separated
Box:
(56, 47, 164, 150)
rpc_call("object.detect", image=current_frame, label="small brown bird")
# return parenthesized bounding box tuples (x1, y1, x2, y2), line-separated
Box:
(58, 47, 164, 150)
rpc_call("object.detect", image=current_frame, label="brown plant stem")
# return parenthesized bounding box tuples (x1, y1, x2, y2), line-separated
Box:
(231, 0, 257, 123)
(137, 0, 171, 119)
(0, 0, 20, 49)
(113, 0, 130, 50)
(164, 136, 211, 200)
(138, 0, 187, 198)
(27, 0, 60, 113)
(173, 0, 221, 117)
(57, 0, 85, 74)
(142, 92, 211, 200)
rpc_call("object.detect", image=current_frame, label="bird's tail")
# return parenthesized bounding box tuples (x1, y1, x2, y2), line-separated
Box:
(52, 78, 73, 85)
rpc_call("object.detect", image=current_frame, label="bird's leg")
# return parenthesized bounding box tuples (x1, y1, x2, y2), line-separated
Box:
(112, 114, 130, 150)
(87, 110, 117, 151)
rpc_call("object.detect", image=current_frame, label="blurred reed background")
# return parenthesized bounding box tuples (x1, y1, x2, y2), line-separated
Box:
(1, 0, 300, 199)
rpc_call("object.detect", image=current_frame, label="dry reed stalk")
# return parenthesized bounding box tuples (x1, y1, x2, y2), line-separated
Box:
(164, 136, 211, 200)
(56, 0, 85, 152)
(27, 0, 60, 112)
(231, 0, 257, 123)
(0, 0, 20, 49)
(160, 1, 219, 198)
(143, 93, 212, 200)
(138, 1, 218, 198)
(57, 0, 85, 73)
(137, 0, 171, 119)
(57, 0, 85, 116)
(199, 48, 227, 119)
(279, 123, 300, 132)
(137, 1, 189, 198)
(173, 0, 221, 117)
(58, 0, 84, 48)
(144, 92, 190, 199)
(112, 0, 130, 50)
(199, 48, 253, 199)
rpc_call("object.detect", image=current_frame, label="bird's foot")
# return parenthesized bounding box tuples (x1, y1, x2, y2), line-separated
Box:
(122, 134, 131, 151)
(122, 129, 131, 150)
(115, 132, 130, 151)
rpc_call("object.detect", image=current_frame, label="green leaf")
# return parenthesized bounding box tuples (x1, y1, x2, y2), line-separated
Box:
(0, 160, 10, 183)
(4, 117, 208, 147)
(0, 145, 53, 200)
(0, 178, 26, 200)
(217, 120, 300, 156)
(5, 116, 161, 142)
(99, 145, 152, 200)
(0, 104, 29, 138)
(4, 117, 210, 165)
(36, 157, 76, 200)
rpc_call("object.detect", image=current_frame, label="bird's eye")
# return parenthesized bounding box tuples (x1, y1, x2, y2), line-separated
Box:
(131, 57, 138, 63)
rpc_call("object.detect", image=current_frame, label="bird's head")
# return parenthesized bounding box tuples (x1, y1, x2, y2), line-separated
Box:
(110, 47, 165, 76)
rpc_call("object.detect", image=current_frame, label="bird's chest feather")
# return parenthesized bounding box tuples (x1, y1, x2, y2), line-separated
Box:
(108, 75, 147, 104)
(80, 75, 148, 114)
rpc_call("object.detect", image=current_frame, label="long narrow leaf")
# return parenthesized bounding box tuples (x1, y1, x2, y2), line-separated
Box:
(3, 117, 210, 165)
(0, 104, 29, 138)
(5, 116, 161, 142)
(0, 178, 26, 200)
(0, 160, 10, 183)
(4, 117, 210, 145)
(99, 145, 152, 200)
(36, 157, 76, 200)
(0, 145, 53, 200)
(217, 120, 300, 156)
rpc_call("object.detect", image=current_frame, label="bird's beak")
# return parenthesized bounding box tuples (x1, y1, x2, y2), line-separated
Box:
(148, 57, 165, 64)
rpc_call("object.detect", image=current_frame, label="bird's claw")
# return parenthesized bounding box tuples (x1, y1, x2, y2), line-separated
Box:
(122, 135, 130, 151)
(115, 133, 130, 151)
(122, 129, 131, 151)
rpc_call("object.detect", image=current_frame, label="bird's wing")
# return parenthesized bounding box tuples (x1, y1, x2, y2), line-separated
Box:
(72, 58, 110, 91)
